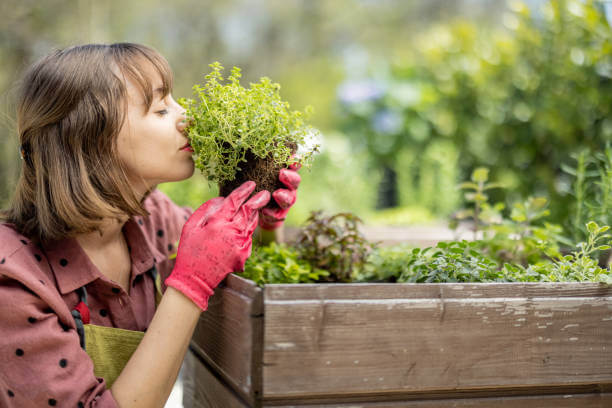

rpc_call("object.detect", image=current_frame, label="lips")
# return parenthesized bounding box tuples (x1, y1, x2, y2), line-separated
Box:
(180, 142, 194, 153)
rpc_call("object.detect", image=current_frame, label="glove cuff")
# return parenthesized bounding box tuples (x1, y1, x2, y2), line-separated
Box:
(165, 273, 214, 311)
(259, 219, 284, 230)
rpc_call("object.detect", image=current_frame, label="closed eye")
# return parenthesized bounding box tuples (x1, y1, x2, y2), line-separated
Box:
(155, 109, 169, 116)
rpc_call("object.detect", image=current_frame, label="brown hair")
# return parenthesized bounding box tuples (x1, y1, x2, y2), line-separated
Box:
(1, 43, 173, 243)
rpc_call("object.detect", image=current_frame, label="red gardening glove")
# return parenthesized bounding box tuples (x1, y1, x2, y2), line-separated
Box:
(259, 163, 301, 230)
(165, 181, 270, 310)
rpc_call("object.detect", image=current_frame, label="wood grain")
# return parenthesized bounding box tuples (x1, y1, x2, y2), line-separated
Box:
(183, 349, 249, 408)
(262, 282, 612, 400)
(183, 350, 612, 407)
(190, 274, 263, 406)
(267, 392, 612, 407)
(264, 282, 612, 300)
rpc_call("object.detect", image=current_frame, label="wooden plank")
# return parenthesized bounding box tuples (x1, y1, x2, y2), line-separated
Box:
(183, 340, 612, 408)
(269, 392, 612, 407)
(182, 348, 249, 408)
(190, 274, 263, 406)
(265, 282, 612, 300)
(263, 282, 612, 399)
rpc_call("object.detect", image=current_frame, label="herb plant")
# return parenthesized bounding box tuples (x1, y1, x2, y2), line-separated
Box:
(293, 211, 376, 282)
(353, 241, 499, 283)
(232, 162, 612, 286)
(520, 221, 612, 284)
(452, 167, 565, 266)
(355, 222, 612, 285)
(453, 167, 504, 239)
(562, 147, 612, 244)
(237, 214, 612, 285)
(242, 242, 328, 287)
(472, 197, 565, 266)
(179, 62, 318, 190)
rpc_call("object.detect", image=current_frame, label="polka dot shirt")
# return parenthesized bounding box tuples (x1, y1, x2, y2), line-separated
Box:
(0, 190, 191, 407)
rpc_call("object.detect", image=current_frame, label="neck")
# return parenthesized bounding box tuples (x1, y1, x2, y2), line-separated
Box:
(130, 178, 156, 205)
(76, 216, 128, 250)
(75, 216, 132, 290)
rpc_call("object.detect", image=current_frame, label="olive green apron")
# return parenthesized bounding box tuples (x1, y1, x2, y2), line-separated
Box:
(71, 266, 163, 387)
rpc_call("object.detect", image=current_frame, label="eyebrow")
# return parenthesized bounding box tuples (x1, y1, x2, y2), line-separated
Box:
(154, 87, 165, 95)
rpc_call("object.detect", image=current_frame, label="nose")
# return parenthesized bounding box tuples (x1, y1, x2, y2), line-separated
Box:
(177, 108, 187, 132)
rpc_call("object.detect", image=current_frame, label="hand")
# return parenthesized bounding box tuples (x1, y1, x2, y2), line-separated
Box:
(259, 163, 301, 230)
(165, 181, 270, 310)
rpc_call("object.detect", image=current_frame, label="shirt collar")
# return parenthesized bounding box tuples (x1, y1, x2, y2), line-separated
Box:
(123, 217, 166, 281)
(44, 217, 165, 295)
(43, 237, 101, 295)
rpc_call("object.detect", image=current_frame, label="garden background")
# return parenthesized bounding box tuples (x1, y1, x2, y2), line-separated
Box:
(2, 0, 612, 246)
(3, 1, 612, 406)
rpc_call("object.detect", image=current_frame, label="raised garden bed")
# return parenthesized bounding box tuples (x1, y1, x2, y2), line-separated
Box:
(182, 274, 612, 407)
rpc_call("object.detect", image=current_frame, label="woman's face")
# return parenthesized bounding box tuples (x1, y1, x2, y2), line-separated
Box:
(116, 68, 194, 197)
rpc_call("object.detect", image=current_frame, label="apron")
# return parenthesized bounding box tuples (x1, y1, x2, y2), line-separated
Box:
(71, 266, 163, 387)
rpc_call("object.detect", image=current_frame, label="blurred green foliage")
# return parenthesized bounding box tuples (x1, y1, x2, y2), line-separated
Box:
(561, 146, 612, 242)
(4, 0, 612, 229)
(339, 0, 612, 221)
(0, 0, 509, 225)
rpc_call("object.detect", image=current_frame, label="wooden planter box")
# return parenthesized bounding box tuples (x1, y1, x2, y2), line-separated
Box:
(182, 274, 612, 407)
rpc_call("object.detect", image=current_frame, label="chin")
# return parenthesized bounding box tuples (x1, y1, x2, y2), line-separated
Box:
(146, 161, 195, 186)
(171, 162, 196, 182)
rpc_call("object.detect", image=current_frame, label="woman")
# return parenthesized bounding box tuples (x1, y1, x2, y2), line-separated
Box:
(0, 43, 300, 407)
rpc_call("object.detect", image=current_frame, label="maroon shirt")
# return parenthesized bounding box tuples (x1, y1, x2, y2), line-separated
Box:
(0, 189, 192, 407)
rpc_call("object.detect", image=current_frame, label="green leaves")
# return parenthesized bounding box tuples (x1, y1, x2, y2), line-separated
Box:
(510, 197, 550, 223)
(340, 1, 612, 224)
(240, 160, 612, 286)
(471, 167, 489, 183)
(242, 243, 328, 287)
(294, 211, 376, 282)
(181, 62, 319, 185)
(243, 215, 612, 285)
(562, 147, 612, 244)
(456, 166, 505, 239)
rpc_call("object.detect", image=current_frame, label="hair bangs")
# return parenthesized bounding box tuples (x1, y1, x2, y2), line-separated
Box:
(110, 44, 173, 113)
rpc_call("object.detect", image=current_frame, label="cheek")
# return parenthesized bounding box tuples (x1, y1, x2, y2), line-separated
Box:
(116, 116, 193, 182)
(116, 131, 136, 170)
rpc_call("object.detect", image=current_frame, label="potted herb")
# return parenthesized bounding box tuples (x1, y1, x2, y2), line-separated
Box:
(180, 62, 319, 207)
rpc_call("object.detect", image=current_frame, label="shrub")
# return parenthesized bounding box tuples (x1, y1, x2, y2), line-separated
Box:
(338, 0, 612, 221)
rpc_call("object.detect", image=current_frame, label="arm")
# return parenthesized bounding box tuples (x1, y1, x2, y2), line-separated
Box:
(0, 183, 267, 408)
(0, 278, 197, 408)
(114, 181, 269, 407)
(110, 287, 199, 407)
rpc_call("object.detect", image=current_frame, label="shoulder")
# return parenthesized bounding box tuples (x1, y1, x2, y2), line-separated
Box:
(0, 228, 113, 406)
(0, 223, 31, 260)
(0, 224, 49, 283)
(0, 224, 73, 327)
